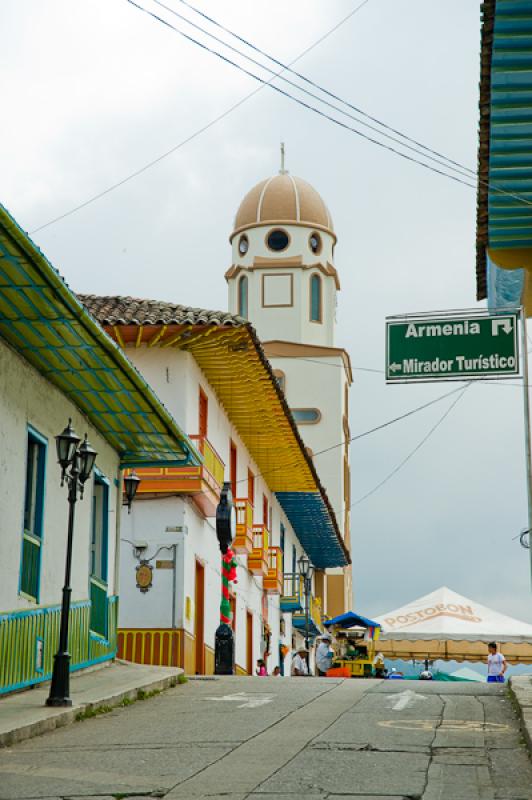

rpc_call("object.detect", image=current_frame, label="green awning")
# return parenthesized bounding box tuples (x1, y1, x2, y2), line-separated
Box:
(0, 203, 200, 468)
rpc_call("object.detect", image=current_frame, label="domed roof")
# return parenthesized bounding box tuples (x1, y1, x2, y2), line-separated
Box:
(231, 173, 334, 240)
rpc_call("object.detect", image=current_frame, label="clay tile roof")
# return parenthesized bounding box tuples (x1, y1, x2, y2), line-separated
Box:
(79, 294, 245, 327)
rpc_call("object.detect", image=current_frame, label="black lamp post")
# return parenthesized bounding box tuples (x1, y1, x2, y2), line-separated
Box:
(298, 554, 314, 671)
(46, 420, 97, 707)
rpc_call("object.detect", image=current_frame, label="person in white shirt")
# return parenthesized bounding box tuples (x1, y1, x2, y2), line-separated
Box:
(487, 641, 507, 683)
(291, 647, 309, 676)
(315, 633, 334, 676)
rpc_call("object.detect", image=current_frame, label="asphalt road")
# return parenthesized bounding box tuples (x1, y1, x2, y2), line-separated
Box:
(0, 676, 530, 800)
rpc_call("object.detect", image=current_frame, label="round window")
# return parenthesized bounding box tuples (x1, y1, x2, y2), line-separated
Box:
(238, 235, 249, 255)
(267, 229, 289, 252)
(309, 232, 322, 255)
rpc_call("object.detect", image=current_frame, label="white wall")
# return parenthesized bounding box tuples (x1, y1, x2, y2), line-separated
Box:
(118, 344, 313, 674)
(0, 340, 121, 612)
(227, 224, 338, 347)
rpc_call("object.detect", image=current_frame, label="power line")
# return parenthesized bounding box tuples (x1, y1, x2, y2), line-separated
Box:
(234, 381, 471, 488)
(152, 0, 475, 183)
(123, 0, 478, 193)
(29, 0, 369, 234)
(349, 383, 470, 508)
(172, 0, 477, 179)
(126, 0, 532, 209)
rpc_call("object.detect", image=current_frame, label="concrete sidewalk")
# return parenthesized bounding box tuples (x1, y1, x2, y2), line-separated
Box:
(509, 674, 532, 754)
(0, 660, 182, 748)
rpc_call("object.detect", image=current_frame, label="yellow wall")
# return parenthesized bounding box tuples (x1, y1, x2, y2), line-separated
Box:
(327, 574, 346, 619)
(204, 644, 215, 675)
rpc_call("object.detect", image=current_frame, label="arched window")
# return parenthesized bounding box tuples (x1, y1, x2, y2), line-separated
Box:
(273, 369, 286, 393)
(310, 274, 322, 323)
(238, 275, 248, 318)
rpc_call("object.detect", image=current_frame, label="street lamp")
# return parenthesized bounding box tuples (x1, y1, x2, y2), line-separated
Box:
(298, 554, 314, 670)
(123, 470, 141, 512)
(46, 420, 97, 707)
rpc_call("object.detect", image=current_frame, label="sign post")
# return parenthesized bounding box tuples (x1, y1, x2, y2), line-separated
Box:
(386, 310, 519, 383)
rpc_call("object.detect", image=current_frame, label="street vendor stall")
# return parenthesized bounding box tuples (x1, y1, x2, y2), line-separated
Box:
(375, 586, 532, 664)
(324, 611, 381, 677)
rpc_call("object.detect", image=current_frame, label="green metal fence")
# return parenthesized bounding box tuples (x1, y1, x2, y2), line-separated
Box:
(0, 596, 117, 695)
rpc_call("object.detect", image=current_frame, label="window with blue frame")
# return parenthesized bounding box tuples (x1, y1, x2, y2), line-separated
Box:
(238, 275, 248, 319)
(20, 427, 47, 601)
(89, 471, 109, 638)
(310, 274, 322, 322)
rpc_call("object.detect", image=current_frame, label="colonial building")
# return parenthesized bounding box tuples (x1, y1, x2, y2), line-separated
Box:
(80, 296, 350, 675)
(0, 204, 196, 695)
(226, 169, 353, 616)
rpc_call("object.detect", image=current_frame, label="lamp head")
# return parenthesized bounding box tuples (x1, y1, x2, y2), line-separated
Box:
(124, 470, 141, 513)
(55, 419, 81, 484)
(78, 435, 97, 486)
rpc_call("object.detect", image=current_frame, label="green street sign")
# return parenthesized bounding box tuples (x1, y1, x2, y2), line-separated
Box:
(386, 311, 520, 382)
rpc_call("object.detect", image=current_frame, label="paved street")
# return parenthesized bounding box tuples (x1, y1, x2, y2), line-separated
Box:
(0, 676, 530, 800)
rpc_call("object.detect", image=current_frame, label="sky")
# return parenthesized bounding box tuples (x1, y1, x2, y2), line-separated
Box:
(2, 0, 531, 623)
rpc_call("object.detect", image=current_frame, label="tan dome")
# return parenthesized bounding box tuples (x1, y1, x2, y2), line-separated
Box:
(231, 174, 334, 240)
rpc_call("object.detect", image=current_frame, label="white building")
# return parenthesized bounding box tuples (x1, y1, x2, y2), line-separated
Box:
(0, 203, 195, 695)
(81, 296, 350, 675)
(226, 170, 353, 616)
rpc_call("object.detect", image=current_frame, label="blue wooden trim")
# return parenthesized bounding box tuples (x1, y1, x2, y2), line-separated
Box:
(89, 631, 111, 647)
(0, 652, 116, 695)
(19, 425, 48, 602)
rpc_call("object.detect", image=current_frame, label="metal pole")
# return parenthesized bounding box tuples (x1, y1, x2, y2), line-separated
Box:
(521, 307, 532, 589)
(46, 465, 79, 707)
(305, 578, 310, 672)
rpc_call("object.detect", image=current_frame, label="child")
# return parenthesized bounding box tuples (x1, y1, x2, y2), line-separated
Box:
(487, 642, 507, 683)
(256, 658, 267, 676)
(272, 666, 281, 676)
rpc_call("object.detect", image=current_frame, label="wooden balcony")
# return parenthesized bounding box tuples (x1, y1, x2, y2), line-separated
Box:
(233, 498, 253, 554)
(248, 525, 269, 577)
(127, 435, 225, 516)
(280, 572, 303, 612)
(263, 547, 283, 595)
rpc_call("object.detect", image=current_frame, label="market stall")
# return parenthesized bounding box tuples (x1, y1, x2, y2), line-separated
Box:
(324, 611, 382, 677)
(375, 586, 532, 664)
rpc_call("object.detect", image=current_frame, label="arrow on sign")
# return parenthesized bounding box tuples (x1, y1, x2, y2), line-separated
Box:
(492, 318, 513, 336)
(206, 692, 274, 709)
(389, 362, 403, 373)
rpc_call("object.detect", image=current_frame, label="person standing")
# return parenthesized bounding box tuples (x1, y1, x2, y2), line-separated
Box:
(487, 641, 507, 683)
(315, 633, 334, 676)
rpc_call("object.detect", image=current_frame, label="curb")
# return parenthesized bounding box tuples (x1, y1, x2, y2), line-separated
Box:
(508, 676, 532, 757)
(0, 668, 181, 749)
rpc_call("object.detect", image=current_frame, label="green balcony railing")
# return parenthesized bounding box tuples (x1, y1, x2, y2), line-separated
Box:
(0, 596, 117, 695)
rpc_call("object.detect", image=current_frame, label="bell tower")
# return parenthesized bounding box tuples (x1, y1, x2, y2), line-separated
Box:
(226, 153, 352, 618)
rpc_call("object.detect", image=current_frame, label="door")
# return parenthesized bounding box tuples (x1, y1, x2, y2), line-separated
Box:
(199, 388, 208, 437)
(246, 611, 253, 675)
(194, 560, 205, 674)
(247, 468, 255, 506)
(262, 494, 268, 527)
(230, 440, 237, 498)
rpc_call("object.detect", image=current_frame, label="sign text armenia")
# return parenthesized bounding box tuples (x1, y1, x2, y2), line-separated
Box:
(386, 312, 520, 382)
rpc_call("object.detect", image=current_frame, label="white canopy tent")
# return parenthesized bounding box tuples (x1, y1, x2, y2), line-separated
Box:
(375, 586, 532, 664)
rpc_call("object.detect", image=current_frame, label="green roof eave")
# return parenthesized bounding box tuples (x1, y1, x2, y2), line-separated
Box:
(0, 203, 201, 468)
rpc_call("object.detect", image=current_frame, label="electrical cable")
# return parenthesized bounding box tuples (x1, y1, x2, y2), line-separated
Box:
(172, 0, 478, 178)
(152, 0, 476, 182)
(125, 0, 532, 210)
(123, 0, 478, 193)
(28, 0, 369, 234)
(349, 382, 470, 508)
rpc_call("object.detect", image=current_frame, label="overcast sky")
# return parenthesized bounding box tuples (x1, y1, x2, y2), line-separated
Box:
(2, 0, 531, 623)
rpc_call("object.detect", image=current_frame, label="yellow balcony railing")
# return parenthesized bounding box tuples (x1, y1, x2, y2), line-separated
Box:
(234, 498, 253, 554)
(189, 435, 224, 488)
(264, 546, 283, 594)
(249, 525, 269, 576)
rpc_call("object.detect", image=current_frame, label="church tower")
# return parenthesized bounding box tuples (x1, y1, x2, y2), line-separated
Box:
(226, 153, 353, 618)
